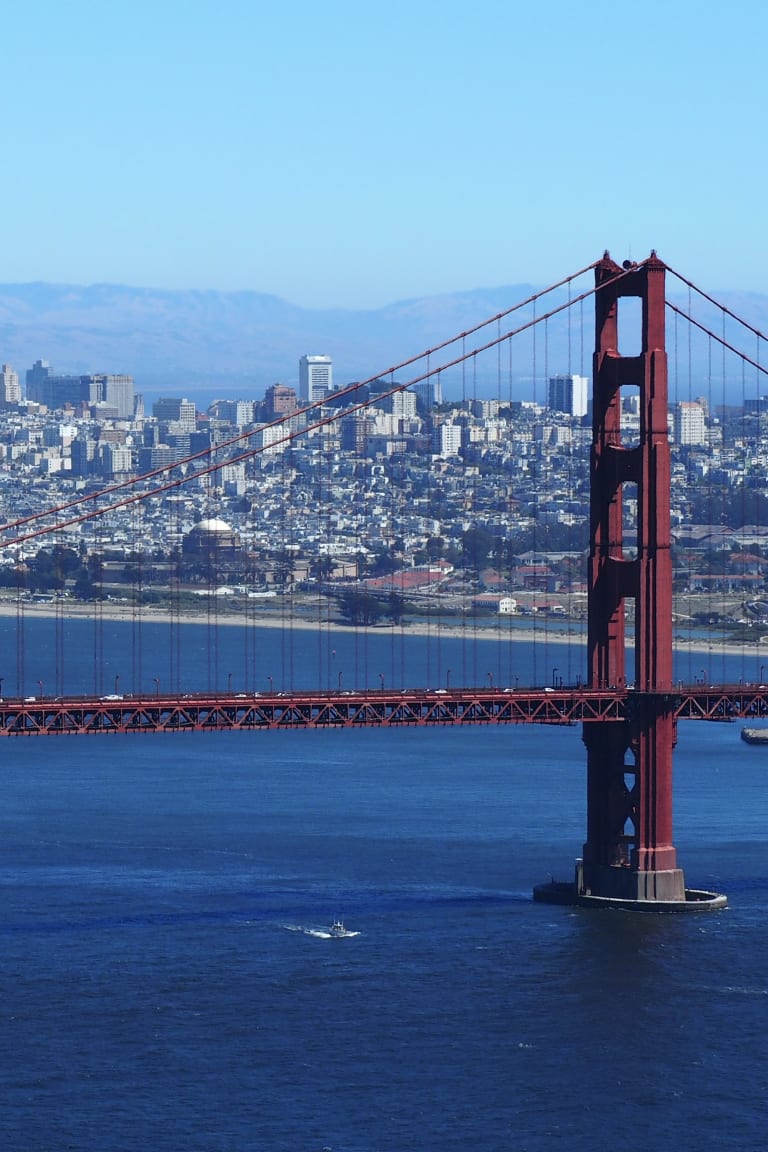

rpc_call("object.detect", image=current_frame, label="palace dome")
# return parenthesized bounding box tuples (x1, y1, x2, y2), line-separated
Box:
(195, 517, 233, 534)
(183, 517, 241, 556)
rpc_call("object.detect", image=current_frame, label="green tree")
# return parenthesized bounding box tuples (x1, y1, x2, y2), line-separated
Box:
(461, 526, 495, 569)
(387, 592, 406, 624)
(336, 590, 385, 626)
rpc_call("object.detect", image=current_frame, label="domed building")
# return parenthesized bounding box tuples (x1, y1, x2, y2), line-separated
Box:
(182, 517, 241, 560)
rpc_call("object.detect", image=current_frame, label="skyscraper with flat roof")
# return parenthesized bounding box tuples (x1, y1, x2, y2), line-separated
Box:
(0, 364, 20, 406)
(153, 397, 196, 431)
(299, 355, 332, 402)
(548, 374, 589, 417)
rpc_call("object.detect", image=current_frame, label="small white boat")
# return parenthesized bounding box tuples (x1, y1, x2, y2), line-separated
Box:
(328, 919, 359, 938)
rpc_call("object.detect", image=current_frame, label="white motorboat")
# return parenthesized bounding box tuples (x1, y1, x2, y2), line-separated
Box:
(328, 919, 359, 938)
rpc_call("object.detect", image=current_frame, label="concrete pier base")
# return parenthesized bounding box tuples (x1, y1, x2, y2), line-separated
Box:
(533, 859, 727, 913)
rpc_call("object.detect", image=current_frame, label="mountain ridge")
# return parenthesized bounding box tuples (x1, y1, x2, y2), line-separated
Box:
(0, 280, 764, 406)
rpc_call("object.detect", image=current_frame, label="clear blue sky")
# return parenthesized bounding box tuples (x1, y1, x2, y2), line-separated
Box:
(3, 0, 766, 307)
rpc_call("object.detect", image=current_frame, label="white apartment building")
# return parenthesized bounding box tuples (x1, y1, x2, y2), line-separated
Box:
(674, 400, 707, 446)
(432, 423, 462, 457)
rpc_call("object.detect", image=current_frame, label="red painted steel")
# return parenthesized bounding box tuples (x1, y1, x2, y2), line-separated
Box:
(0, 685, 764, 736)
(583, 252, 683, 901)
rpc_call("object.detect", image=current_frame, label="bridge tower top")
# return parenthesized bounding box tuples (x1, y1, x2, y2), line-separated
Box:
(588, 251, 672, 693)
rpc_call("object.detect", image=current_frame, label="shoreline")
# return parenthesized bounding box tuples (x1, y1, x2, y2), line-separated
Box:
(0, 600, 763, 659)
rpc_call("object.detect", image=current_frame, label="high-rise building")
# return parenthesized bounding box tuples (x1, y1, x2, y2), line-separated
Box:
(263, 383, 298, 420)
(413, 378, 442, 411)
(100, 442, 134, 477)
(24, 363, 134, 415)
(153, 397, 197, 432)
(0, 364, 20, 406)
(235, 400, 256, 427)
(432, 423, 462, 457)
(674, 400, 707, 446)
(70, 436, 98, 477)
(25, 359, 51, 402)
(299, 355, 332, 403)
(548, 374, 589, 417)
(99, 374, 135, 419)
(387, 390, 417, 419)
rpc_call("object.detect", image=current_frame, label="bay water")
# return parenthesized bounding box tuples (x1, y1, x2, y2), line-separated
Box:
(0, 619, 766, 1150)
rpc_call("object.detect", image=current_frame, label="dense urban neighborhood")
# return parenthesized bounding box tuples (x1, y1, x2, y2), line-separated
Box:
(1, 358, 768, 635)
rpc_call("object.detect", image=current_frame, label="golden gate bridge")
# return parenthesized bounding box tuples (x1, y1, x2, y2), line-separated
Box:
(3, 251, 768, 910)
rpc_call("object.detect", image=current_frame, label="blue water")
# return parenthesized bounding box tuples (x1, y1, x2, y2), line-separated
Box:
(1, 613, 766, 698)
(1, 624, 767, 1150)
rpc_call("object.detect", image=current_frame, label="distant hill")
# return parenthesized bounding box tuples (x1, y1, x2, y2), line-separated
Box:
(0, 280, 765, 407)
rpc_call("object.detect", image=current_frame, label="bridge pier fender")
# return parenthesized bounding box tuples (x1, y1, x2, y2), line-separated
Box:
(533, 859, 727, 912)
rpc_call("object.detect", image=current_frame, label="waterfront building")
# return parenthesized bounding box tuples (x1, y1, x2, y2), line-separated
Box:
(182, 517, 241, 560)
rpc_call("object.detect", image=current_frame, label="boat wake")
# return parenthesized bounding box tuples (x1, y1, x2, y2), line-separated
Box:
(282, 923, 360, 939)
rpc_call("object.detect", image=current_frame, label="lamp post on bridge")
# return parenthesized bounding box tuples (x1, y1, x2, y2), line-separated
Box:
(153, 677, 160, 697)
(267, 674, 273, 694)
(378, 673, 384, 691)
(552, 667, 558, 689)
(487, 671, 493, 688)
(114, 674, 120, 696)
(446, 668, 452, 690)
(37, 680, 43, 701)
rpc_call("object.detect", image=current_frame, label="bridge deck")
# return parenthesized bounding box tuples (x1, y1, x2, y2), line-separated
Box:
(0, 686, 764, 736)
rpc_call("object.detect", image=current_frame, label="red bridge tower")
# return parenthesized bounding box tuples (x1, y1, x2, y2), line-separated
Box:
(536, 251, 725, 910)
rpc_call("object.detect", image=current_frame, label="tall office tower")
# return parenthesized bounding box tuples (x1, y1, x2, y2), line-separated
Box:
(299, 354, 332, 402)
(24, 365, 131, 412)
(152, 397, 197, 432)
(34, 373, 96, 409)
(548, 374, 589, 417)
(413, 378, 442, 411)
(208, 399, 238, 423)
(99, 374, 135, 419)
(25, 359, 52, 403)
(0, 364, 20, 406)
(673, 400, 707, 446)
